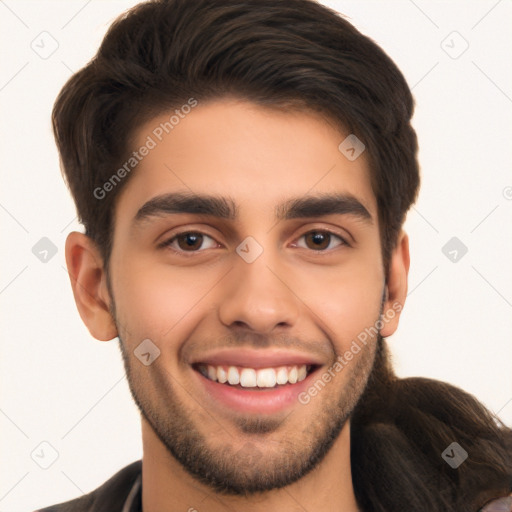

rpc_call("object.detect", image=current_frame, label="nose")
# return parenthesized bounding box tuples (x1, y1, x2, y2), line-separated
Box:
(217, 249, 301, 334)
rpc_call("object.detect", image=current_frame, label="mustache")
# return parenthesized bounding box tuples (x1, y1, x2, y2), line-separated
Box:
(180, 331, 334, 363)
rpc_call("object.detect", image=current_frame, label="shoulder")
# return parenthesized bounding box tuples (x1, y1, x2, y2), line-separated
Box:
(479, 494, 512, 512)
(34, 460, 142, 512)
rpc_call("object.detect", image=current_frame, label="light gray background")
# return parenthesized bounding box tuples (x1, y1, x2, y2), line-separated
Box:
(1, 1, 511, 510)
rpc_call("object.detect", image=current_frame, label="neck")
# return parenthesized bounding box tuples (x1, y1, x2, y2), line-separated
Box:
(141, 418, 360, 512)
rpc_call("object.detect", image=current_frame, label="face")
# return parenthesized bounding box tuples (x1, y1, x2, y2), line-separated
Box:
(106, 98, 388, 494)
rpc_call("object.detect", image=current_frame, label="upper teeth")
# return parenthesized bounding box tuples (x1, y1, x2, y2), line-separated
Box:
(199, 364, 309, 388)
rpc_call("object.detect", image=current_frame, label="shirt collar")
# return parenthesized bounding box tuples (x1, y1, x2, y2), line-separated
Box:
(121, 474, 142, 512)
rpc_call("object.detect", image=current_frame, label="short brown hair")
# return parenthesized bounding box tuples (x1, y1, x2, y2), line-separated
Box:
(52, 0, 420, 274)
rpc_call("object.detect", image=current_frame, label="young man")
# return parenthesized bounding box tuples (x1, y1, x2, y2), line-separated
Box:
(39, 0, 512, 510)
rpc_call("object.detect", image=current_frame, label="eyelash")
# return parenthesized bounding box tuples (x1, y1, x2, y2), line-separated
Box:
(158, 229, 350, 256)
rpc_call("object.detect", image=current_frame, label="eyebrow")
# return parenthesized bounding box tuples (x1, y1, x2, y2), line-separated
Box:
(133, 191, 372, 225)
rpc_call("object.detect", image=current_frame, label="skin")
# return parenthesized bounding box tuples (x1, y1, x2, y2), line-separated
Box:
(65, 98, 409, 511)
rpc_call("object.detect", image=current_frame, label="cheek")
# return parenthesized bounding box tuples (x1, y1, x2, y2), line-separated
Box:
(295, 258, 383, 350)
(111, 258, 218, 344)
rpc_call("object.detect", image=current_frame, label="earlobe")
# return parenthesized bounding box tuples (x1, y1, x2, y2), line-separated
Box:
(380, 231, 410, 338)
(64, 231, 118, 341)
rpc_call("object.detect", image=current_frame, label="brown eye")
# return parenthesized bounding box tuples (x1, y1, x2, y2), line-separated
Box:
(160, 231, 218, 253)
(297, 230, 348, 251)
(305, 232, 330, 250)
(176, 232, 204, 251)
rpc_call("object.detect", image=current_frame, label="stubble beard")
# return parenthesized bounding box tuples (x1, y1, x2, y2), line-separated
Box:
(116, 327, 379, 496)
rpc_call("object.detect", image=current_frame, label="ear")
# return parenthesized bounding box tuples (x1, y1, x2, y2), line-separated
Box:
(380, 230, 410, 337)
(64, 231, 118, 341)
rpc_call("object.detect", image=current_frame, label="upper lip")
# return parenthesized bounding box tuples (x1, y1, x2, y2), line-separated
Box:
(190, 348, 323, 369)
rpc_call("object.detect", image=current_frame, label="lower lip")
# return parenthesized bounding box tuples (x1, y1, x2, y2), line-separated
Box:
(194, 367, 319, 414)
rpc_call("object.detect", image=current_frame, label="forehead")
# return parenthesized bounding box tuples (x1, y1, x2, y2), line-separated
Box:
(114, 98, 377, 227)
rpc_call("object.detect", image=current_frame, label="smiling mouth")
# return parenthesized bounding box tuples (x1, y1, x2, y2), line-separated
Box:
(193, 363, 318, 390)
